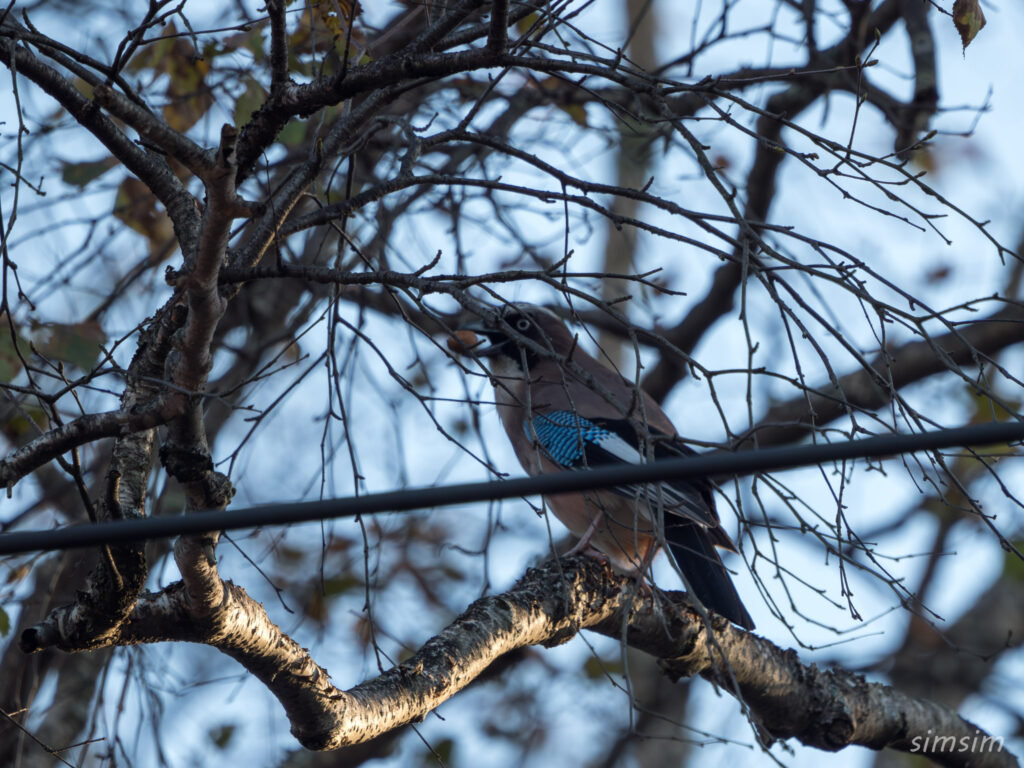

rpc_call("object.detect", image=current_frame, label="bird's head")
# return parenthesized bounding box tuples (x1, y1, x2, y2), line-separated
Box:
(453, 303, 575, 369)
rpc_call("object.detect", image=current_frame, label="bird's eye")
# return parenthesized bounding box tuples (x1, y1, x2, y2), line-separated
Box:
(515, 318, 531, 332)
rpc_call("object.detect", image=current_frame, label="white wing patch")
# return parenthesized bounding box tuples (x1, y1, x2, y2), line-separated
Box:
(525, 410, 713, 526)
(593, 430, 642, 464)
(526, 411, 640, 467)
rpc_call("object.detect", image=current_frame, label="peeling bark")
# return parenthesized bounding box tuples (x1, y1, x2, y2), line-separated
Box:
(25, 557, 1013, 765)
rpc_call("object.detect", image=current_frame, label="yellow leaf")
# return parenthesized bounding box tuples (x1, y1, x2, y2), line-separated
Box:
(114, 177, 175, 250)
(952, 0, 986, 52)
(278, 119, 308, 147)
(61, 156, 118, 188)
(208, 724, 236, 749)
(0, 330, 27, 382)
(126, 21, 177, 73)
(561, 103, 588, 127)
(5, 563, 31, 585)
(72, 77, 94, 99)
(516, 12, 540, 35)
(234, 79, 267, 127)
(0, 403, 45, 442)
(32, 320, 107, 371)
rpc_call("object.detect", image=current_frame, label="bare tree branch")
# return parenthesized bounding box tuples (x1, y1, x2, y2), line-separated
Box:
(27, 557, 1014, 765)
(0, 21, 201, 255)
(2, 0, 1018, 761)
(0, 400, 176, 490)
(748, 302, 1024, 446)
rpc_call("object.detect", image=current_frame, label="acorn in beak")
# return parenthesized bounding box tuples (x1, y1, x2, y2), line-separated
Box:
(446, 328, 486, 355)
(448, 312, 512, 357)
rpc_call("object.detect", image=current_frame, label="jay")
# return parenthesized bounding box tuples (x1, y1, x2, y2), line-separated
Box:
(458, 303, 754, 630)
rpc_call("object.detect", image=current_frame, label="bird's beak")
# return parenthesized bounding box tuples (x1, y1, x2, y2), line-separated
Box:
(449, 321, 499, 357)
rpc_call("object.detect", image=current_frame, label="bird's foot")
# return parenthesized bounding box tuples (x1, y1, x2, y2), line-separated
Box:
(562, 539, 610, 564)
(578, 545, 610, 567)
(563, 516, 602, 559)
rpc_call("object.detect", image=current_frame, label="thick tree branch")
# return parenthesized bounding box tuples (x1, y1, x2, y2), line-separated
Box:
(19, 131, 241, 656)
(405, 0, 486, 55)
(0, 399, 181, 490)
(266, 0, 289, 94)
(17, 312, 183, 652)
(236, 0, 491, 179)
(161, 125, 236, 500)
(487, 0, 510, 51)
(2, 0, 1016, 761)
(41, 557, 1014, 765)
(894, 0, 937, 154)
(172, 124, 235, 391)
(92, 83, 214, 179)
(655, 616, 1011, 765)
(229, 88, 407, 272)
(0, 24, 201, 256)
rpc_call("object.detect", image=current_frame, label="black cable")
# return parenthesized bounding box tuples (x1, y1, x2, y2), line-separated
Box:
(1, 421, 1022, 556)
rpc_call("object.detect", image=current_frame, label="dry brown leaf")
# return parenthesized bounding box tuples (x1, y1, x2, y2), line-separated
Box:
(952, 0, 986, 52)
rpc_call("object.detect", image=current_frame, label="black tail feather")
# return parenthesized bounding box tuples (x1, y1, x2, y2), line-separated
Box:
(664, 522, 754, 630)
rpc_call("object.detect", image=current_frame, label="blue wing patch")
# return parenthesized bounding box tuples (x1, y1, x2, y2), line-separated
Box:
(525, 411, 641, 468)
(524, 410, 716, 528)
